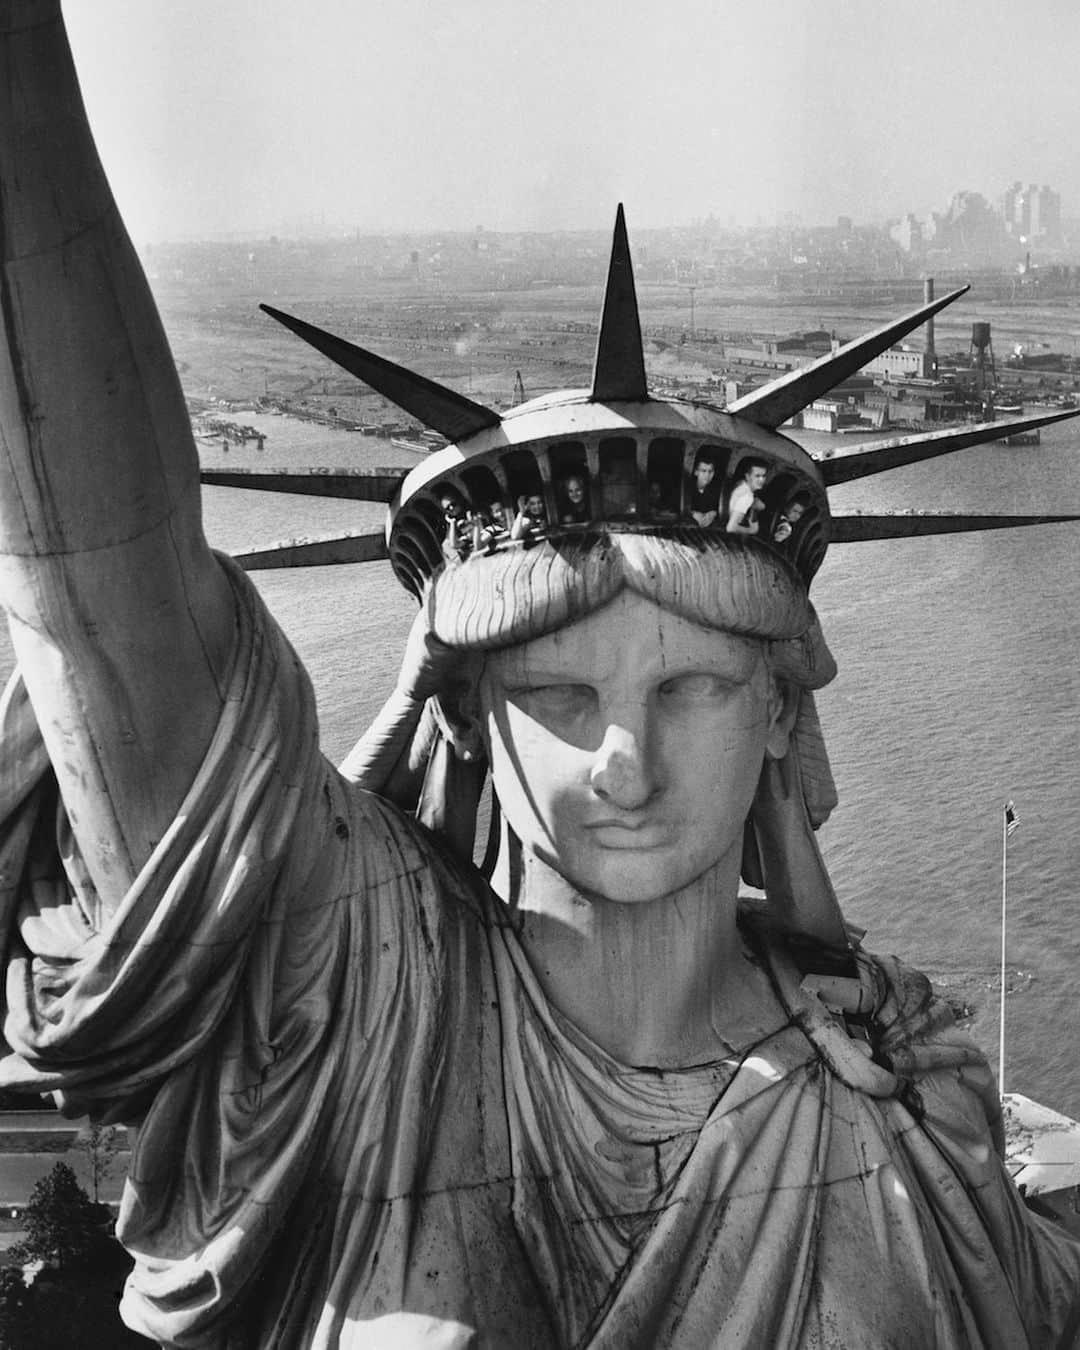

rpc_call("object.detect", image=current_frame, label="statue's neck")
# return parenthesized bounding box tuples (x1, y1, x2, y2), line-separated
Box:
(506, 844, 783, 1068)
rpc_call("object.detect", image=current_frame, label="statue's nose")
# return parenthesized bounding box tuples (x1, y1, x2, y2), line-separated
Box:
(589, 721, 656, 810)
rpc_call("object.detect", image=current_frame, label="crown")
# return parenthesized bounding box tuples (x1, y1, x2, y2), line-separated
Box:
(207, 207, 1080, 590)
(385, 395, 831, 596)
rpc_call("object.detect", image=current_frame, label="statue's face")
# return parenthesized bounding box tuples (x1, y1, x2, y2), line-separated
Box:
(479, 589, 783, 904)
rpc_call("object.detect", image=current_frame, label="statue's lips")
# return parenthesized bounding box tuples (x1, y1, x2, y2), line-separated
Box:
(584, 820, 670, 849)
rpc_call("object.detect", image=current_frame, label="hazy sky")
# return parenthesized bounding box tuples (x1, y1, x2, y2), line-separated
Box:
(63, 0, 1080, 243)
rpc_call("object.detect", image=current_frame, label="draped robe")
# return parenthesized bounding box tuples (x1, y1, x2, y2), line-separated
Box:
(0, 567, 1077, 1348)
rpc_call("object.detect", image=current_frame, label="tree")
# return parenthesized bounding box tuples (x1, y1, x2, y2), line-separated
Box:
(0, 1264, 32, 1346)
(75, 1121, 124, 1205)
(1, 1163, 148, 1349)
(12, 1163, 111, 1274)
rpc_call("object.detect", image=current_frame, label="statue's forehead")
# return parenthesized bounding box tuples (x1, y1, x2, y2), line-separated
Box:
(485, 590, 762, 684)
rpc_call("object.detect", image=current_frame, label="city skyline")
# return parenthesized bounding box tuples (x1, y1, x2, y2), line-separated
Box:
(65, 0, 1080, 245)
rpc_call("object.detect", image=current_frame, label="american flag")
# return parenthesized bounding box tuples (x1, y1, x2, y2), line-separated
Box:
(1004, 800, 1020, 837)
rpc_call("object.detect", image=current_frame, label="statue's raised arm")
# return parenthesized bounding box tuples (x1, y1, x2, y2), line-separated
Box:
(0, 0, 235, 908)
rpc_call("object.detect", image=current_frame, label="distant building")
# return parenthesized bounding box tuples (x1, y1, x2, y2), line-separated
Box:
(1003, 182, 1024, 235)
(862, 346, 934, 381)
(1003, 181, 1062, 245)
(890, 214, 924, 254)
(935, 191, 1004, 256)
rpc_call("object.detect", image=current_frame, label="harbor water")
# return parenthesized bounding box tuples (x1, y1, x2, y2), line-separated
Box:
(4, 411, 1080, 1116)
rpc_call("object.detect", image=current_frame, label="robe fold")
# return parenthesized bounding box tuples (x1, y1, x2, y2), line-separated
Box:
(0, 564, 1077, 1348)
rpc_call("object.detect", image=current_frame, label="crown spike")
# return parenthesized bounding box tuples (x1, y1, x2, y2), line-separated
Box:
(261, 305, 501, 443)
(232, 530, 389, 571)
(201, 466, 408, 501)
(819, 406, 1080, 486)
(590, 204, 648, 402)
(830, 511, 1080, 543)
(728, 286, 970, 430)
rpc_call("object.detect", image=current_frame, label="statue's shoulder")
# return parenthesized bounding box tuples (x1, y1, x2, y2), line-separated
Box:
(860, 947, 969, 1060)
(856, 944, 1002, 1140)
(748, 919, 995, 1117)
(333, 774, 493, 928)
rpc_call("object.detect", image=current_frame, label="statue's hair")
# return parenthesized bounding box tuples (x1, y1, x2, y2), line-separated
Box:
(427, 530, 836, 691)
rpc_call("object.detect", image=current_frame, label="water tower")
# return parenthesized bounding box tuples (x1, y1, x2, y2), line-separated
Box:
(969, 321, 997, 414)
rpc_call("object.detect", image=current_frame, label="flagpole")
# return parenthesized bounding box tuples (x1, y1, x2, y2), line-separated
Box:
(998, 803, 1007, 1098)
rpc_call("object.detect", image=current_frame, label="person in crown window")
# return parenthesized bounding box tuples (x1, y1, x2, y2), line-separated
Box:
(511, 490, 548, 542)
(687, 449, 723, 526)
(726, 457, 769, 536)
(557, 472, 591, 524)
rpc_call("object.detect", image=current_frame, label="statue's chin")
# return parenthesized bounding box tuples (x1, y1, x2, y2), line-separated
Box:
(521, 838, 727, 910)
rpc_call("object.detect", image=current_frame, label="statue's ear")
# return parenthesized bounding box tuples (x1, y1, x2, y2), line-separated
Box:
(764, 678, 800, 761)
(433, 659, 485, 762)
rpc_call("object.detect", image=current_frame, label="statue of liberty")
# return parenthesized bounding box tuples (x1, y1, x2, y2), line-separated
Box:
(0, 4, 1078, 1345)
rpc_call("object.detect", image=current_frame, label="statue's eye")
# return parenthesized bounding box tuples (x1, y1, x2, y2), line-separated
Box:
(513, 683, 596, 722)
(658, 673, 735, 701)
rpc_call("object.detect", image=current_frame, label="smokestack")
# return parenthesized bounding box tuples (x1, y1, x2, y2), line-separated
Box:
(923, 277, 936, 373)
